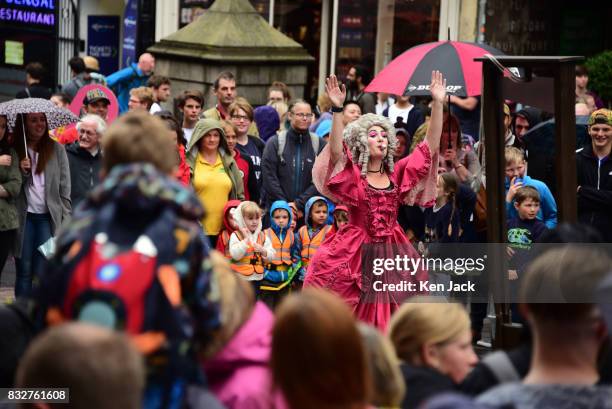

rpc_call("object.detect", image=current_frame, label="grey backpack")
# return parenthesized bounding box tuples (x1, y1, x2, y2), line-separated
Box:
(277, 130, 320, 165)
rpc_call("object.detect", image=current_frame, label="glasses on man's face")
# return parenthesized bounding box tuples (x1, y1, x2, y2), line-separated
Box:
(79, 129, 97, 137)
(231, 115, 249, 122)
(292, 112, 313, 119)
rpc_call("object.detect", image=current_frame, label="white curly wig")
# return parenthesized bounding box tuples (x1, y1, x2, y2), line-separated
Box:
(343, 113, 398, 177)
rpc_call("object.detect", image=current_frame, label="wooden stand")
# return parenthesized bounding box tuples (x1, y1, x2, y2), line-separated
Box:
(475, 56, 582, 349)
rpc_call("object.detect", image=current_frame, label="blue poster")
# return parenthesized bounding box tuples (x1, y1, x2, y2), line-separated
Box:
(122, 0, 138, 68)
(87, 16, 120, 76)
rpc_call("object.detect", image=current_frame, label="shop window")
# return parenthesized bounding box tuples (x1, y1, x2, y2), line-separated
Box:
(178, 0, 213, 28)
(336, 0, 377, 81)
(393, 0, 440, 58)
(272, 0, 322, 101)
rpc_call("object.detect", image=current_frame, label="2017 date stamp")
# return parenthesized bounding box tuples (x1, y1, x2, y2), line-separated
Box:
(0, 388, 69, 403)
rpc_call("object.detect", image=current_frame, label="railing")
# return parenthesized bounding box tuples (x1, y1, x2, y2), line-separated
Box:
(56, 0, 80, 88)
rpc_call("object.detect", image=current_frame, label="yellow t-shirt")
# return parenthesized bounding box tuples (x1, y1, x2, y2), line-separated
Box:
(193, 152, 232, 235)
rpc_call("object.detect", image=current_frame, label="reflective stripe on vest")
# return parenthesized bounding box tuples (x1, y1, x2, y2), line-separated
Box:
(231, 231, 265, 276)
(299, 225, 331, 267)
(266, 228, 294, 266)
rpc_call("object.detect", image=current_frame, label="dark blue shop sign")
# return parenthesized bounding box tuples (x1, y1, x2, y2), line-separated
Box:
(0, 0, 56, 29)
(88, 15, 120, 76)
(122, 0, 138, 68)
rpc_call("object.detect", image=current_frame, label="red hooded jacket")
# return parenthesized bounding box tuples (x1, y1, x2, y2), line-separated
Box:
(216, 199, 242, 256)
(176, 144, 190, 186)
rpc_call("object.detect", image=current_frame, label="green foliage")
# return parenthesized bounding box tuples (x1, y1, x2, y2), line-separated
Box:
(585, 51, 612, 107)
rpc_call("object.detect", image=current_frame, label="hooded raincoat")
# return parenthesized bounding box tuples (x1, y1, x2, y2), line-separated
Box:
(263, 200, 297, 282)
(295, 196, 332, 281)
(216, 199, 242, 257)
(186, 119, 245, 235)
(202, 302, 287, 409)
(186, 119, 244, 200)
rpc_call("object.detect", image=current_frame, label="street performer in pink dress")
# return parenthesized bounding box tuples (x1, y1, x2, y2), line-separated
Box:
(304, 71, 446, 329)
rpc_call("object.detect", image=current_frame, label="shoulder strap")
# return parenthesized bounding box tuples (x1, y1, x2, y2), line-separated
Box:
(277, 131, 287, 165)
(25, 87, 31, 97)
(310, 133, 320, 154)
(481, 351, 521, 383)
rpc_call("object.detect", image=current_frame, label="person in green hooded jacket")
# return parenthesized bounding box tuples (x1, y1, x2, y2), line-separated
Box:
(0, 115, 22, 281)
(186, 118, 245, 247)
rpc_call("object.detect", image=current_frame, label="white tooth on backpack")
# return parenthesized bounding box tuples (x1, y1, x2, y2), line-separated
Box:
(133, 235, 158, 257)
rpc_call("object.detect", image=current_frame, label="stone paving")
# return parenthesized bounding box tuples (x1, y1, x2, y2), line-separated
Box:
(1, 257, 15, 304)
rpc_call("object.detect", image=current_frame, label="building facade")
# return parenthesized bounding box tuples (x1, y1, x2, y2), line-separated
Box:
(0, 0, 610, 101)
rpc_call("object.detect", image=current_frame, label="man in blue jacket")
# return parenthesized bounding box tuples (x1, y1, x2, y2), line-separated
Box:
(106, 53, 155, 113)
(261, 100, 326, 224)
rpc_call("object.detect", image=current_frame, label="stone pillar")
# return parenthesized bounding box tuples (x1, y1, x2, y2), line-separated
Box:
(148, 0, 314, 110)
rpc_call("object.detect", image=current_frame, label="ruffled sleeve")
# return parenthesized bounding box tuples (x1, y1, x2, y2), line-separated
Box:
(311, 143, 362, 206)
(394, 141, 438, 207)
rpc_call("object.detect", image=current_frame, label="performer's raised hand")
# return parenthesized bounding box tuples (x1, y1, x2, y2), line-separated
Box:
(430, 70, 446, 104)
(325, 75, 346, 108)
(424, 70, 447, 154)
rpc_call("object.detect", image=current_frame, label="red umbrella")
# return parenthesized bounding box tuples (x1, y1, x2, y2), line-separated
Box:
(365, 41, 507, 97)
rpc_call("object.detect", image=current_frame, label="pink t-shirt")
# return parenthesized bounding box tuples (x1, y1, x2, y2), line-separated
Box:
(26, 149, 48, 214)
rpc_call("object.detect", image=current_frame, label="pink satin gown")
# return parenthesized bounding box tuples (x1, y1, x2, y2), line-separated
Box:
(304, 141, 438, 329)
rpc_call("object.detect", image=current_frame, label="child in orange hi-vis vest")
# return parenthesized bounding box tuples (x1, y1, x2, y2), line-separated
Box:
(229, 201, 275, 295)
(295, 196, 332, 285)
(216, 200, 242, 259)
(259, 200, 300, 309)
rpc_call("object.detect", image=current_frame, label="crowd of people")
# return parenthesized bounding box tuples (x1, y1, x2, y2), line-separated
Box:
(0, 52, 611, 409)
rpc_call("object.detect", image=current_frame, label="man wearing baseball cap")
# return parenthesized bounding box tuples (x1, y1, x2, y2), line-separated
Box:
(82, 89, 111, 120)
(576, 108, 612, 242)
(57, 89, 111, 145)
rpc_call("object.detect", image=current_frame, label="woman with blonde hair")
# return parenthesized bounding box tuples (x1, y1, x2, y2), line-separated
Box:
(270, 100, 289, 130)
(201, 251, 286, 409)
(310, 92, 333, 133)
(357, 323, 405, 408)
(388, 299, 478, 409)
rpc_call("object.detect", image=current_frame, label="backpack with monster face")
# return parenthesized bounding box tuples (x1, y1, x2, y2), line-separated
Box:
(39, 201, 217, 408)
